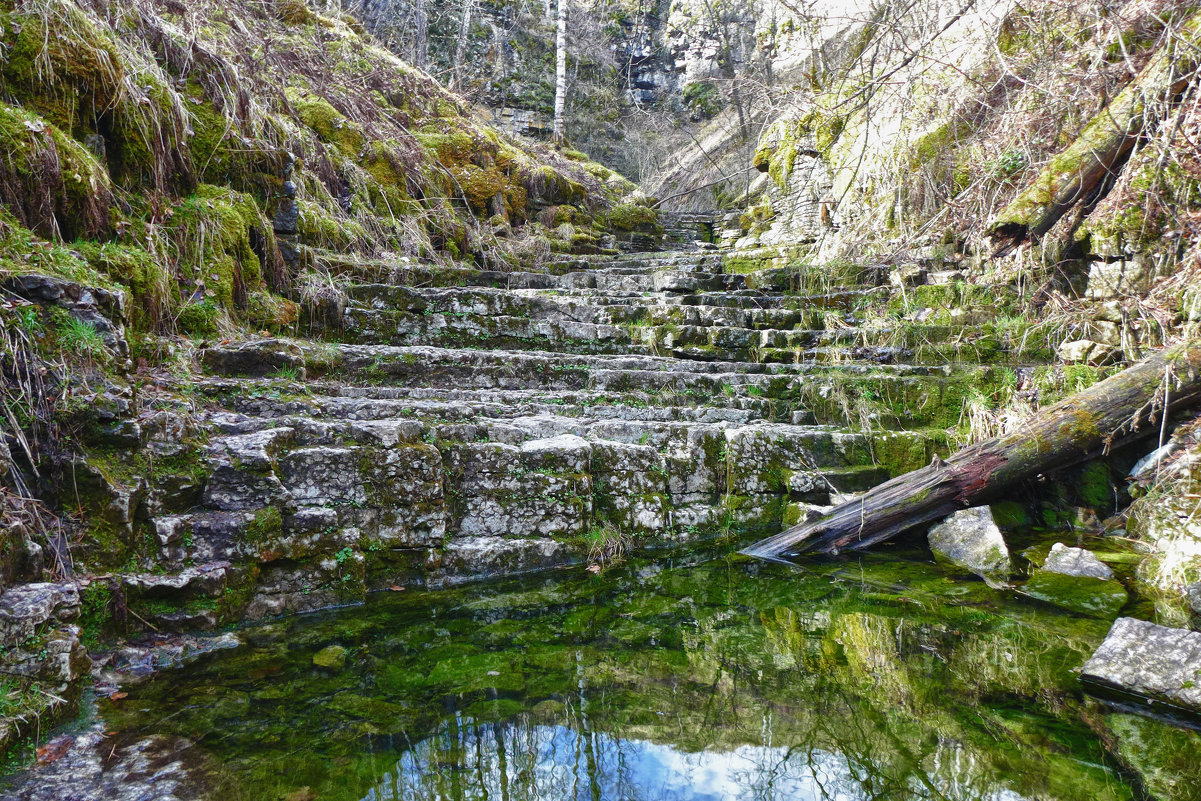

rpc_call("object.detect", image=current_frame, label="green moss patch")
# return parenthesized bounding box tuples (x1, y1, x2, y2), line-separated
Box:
(1024, 570, 1128, 617)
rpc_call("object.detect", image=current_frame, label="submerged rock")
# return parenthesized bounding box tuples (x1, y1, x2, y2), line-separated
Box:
(312, 645, 348, 670)
(1024, 569, 1128, 618)
(1103, 712, 1201, 801)
(1082, 617, 1201, 716)
(1042, 543, 1114, 580)
(927, 507, 1011, 584)
(0, 722, 214, 801)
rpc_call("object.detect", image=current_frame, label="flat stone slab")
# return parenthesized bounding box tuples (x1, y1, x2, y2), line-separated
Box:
(1081, 617, 1201, 715)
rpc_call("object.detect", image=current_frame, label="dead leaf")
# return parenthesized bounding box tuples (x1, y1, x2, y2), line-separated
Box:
(108, 691, 128, 701)
(586, 564, 601, 573)
(35, 736, 72, 765)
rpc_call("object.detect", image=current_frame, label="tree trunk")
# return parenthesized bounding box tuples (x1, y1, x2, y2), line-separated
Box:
(552, 0, 568, 143)
(413, 0, 429, 70)
(450, 0, 475, 90)
(742, 339, 1201, 560)
(989, 14, 1200, 256)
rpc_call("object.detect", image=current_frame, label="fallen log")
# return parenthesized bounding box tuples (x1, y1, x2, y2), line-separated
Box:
(988, 13, 1201, 256)
(742, 339, 1201, 560)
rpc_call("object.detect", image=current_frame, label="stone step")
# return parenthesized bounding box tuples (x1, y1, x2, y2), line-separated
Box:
(202, 339, 973, 379)
(196, 341, 1002, 429)
(516, 286, 885, 312)
(309, 249, 735, 290)
(341, 283, 989, 332)
(108, 405, 935, 616)
(339, 308, 1001, 359)
(195, 379, 776, 425)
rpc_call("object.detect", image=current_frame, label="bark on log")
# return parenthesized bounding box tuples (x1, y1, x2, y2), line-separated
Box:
(988, 15, 1200, 256)
(742, 339, 1201, 560)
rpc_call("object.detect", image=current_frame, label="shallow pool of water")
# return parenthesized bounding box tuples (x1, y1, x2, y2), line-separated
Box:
(27, 546, 1201, 800)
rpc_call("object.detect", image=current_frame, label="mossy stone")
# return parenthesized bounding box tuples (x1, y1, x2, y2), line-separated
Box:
(312, 645, 348, 670)
(1024, 570, 1128, 617)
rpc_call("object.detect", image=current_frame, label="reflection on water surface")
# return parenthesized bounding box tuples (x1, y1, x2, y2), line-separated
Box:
(41, 547, 1201, 800)
(369, 720, 1030, 801)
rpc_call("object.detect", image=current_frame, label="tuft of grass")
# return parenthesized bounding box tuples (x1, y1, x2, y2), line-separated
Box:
(268, 365, 301, 381)
(51, 310, 105, 360)
(583, 523, 632, 568)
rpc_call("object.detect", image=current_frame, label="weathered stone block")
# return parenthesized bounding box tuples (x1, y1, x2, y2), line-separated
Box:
(927, 507, 1012, 584)
(1082, 617, 1201, 715)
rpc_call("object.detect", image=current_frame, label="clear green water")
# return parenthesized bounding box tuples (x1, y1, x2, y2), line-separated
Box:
(94, 546, 1201, 801)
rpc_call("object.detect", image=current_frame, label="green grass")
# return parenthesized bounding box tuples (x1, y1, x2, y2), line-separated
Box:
(268, 365, 302, 381)
(51, 309, 106, 360)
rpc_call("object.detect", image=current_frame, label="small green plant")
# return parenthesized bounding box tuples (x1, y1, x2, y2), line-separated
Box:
(993, 149, 1027, 178)
(269, 365, 301, 381)
(13, 306, 41, 335)
(52, 311, 106, 360)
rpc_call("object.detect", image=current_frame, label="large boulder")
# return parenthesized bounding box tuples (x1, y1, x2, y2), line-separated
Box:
(927, 507, 1012, 584)
(1082, 617, 1201, 715)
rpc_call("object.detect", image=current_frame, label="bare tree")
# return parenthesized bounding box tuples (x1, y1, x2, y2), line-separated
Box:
(413, 0, 429, 69)
(553, 0, 569, 142)
(450, 0, 476, 89)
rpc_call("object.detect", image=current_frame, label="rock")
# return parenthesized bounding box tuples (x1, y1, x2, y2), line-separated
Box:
(104, 632, 240, 679)
(122, 561, 232, 600)
(1025, 569, 1128, 618)
(889, 264, 926, 288)
(1103, 712, 1201, 801)
(312, 645, 348, 670)
(0, 721, 212, 800)
(1082, 617, 1201, 715)
(0, 583, 80, 645)
(1057, 338, 1118, 365)
(440, 536, 570, 580)
(1042, 543, 1114, 580)
(1, 274, 129, 356)
(927, 507, 1012, 583)
(1085, 259, 1148, 300)
(1187, 582, 1201, 616)
(200, 339, 305, 377)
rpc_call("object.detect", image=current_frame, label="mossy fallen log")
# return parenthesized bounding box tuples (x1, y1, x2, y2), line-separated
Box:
(742, 339, 1201, 560)
(988, 14, 1201, 256)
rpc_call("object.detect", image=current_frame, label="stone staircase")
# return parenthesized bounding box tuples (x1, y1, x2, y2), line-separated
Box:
(70, 248, 1033, 627)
